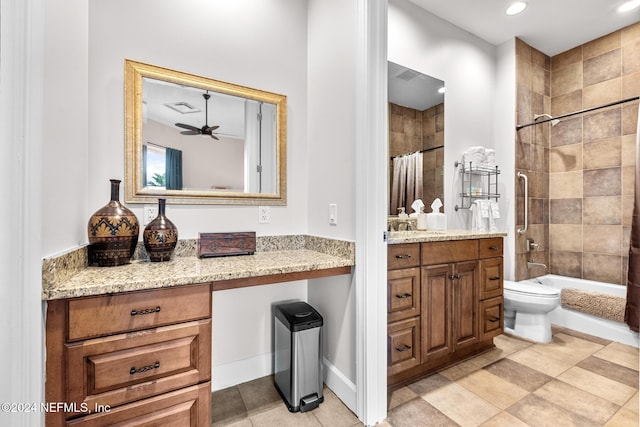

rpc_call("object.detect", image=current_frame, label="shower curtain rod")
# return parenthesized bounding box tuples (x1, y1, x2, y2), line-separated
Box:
(391, 145, 444, 159)
(515, 96, 640, 131)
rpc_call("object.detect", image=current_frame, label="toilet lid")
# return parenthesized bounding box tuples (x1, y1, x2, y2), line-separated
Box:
(504, 281, 560, 297)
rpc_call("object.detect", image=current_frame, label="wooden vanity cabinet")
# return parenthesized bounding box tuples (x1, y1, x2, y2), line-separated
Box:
(388, 237, 504, 388)
(46, 284, 212, 427)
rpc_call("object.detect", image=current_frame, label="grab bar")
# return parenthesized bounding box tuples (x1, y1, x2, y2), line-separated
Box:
(517, 172, 528, 234)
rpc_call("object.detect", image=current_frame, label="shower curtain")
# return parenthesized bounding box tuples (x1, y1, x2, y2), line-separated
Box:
(390, 151, 423, 215)
(624, 109, 640, 332)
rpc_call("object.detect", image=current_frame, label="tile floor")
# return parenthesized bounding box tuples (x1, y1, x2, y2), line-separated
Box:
(211, 326, 639, 427)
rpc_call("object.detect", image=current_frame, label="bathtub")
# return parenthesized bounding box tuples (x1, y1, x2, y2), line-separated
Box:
(520, 274, 639, 348)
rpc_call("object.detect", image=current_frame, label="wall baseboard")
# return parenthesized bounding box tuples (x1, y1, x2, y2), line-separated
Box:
(211, 353, 357, 414)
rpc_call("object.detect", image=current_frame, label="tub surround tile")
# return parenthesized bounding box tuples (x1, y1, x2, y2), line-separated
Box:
(584, 31, 621, 60)
(551, 89, 583, 118)
(549, 251, 583, 278)
(583, 225, 623, 255)
(583, 253, 623, 284)
(551, 62, 583, 97)
(583, 196, 622, 225)
(549, 144, 582, 172)
(583, 49, 622, 87)
(583, 108, 622, 142)
(549, 224, 583, 252)
(583, 167, 621, 197)
(550, 198, 582, 224)
(549, 171, 583, 198)
(584, 78, 623, 110)
(551, 46, 582, 71)
(583, 137, 622, 170)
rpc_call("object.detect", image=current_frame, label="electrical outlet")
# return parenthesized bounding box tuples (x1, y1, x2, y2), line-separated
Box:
(143, 205, 158, 226)
(258, 206, 271, 224)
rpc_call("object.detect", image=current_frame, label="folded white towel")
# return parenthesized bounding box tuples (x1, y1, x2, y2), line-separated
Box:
(490, 201, 500, 219)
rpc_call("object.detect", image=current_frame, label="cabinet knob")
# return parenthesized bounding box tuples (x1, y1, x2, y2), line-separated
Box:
(395, 344, 412, 352)
(396, 293, 412, 299)
(449, 274, 462, 280)
(395, 254, 412, 259)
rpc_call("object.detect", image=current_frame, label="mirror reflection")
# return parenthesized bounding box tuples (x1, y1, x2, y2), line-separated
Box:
(388, 61, 445, 215)
(125, 60, 287, 205)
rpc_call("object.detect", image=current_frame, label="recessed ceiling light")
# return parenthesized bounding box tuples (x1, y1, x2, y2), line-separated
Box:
(506, 1, 527, 15)
(618, 0, 640, 12)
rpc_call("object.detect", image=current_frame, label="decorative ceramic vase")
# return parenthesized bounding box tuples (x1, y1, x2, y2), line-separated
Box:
(143, 198, 178, 262)
(87, 179, 140, 266)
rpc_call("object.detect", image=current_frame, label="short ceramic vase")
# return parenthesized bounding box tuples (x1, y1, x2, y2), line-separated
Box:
(143, 198, 178, 262)
(87, 179, 140, 266)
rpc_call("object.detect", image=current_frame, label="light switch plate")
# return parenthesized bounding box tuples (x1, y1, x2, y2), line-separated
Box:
(329, 203, 337, 225)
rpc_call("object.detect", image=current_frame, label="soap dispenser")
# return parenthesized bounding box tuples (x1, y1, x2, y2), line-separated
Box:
(417, 206, 427, 230)
(426, 198, 447, 230)
(397, 207, 409, 220)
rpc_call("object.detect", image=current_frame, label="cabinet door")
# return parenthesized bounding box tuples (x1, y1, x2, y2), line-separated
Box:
(421, 264, 452, 361)
(452, 261, 479, 351)
(388, 268, 420, 323)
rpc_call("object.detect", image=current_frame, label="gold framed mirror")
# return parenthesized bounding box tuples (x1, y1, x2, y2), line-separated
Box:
(124, 59, 287, 205)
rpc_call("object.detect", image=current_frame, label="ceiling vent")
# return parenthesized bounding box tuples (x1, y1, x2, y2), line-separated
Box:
(396, 69, 420, 81)
(164, 102, 200, 114)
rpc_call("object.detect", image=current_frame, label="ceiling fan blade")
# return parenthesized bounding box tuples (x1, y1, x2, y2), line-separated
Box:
(180, 130, 200, 135)
(210, 134, 219, 140)
(205, 125, 220, 132)
(175, 122, 200, 132)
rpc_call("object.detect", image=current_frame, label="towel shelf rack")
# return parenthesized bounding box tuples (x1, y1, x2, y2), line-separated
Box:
(454, 161, 500, 211)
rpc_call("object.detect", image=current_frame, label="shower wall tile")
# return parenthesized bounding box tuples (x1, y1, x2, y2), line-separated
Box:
(549, 224, 583, 252)
(622, 103, 639, 136)
(550, 117, 583, 147)
(622, 39, 640, 74)
(583, 167, 621, 197)
(622, 165, 635, 196)
(622, 22, 640, 43)
(516, 141, 531, 170)
(583, 196, 622, 225)
(549, 144, 582, 172)
(550, 90, 582, 117)
(583, 225, 622, 256)
(583, 137, 621, 169)
(551, 62, 583, 97)
(622, 71, 640, 98)
(583, 108, 622, 142)
(551, 46, 582, 71)
(583, 78, 622, 109)
(550, 171, 583, 199)
(583, 49, 622, 86)
(550, 198, 582, 224)
(584, 31, 621, 60)
(550, 251, 582, 278)
(622, 256, 629, 286)
(622, 195, 635, 226)
(621, 135, 637, 166)
(583, 254, 622, 284)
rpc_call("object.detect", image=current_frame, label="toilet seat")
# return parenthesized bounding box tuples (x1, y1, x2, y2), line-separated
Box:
(504, 281, 559, 298)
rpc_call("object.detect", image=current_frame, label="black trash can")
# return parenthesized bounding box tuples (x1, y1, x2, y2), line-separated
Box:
(273, 301, 324, 412)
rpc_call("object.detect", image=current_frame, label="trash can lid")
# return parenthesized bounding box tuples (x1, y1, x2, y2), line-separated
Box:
(275, 301, 323, 331)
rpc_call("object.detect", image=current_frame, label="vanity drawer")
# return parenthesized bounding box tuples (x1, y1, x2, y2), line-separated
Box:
(67, 284, 211, 341)
(388, 268, 420, 322)
(66, 319, 211, 411)
(388, 317, 421, 376)
(479, 296, 504, 340)
(479, 238, 503, 259)
(480, 257, 503, 300)
(65, 382, 211, 427)
(421, 240, 478, 265)
(388, 244, 420, 269)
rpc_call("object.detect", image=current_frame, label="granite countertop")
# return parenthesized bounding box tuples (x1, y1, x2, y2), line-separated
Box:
(386, 229, 507, 244)
(42, 235, 355, 300)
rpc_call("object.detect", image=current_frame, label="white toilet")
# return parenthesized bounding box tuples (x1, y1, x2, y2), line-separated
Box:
(503, 280, 561, 343)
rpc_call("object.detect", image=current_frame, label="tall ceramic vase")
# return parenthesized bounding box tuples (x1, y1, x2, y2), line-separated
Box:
(87, 179, 140, 266)
(143, 198, 178, 262)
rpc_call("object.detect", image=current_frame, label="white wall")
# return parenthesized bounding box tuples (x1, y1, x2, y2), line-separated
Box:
(388, 0, 500, 230)
(306, 0, 359, 399)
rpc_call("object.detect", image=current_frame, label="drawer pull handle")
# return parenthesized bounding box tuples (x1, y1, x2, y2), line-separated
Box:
(449, 274, 462, 280)
(489, 246, 500, 250)
(396, 293, 412, 299)
(130, 361, 160, 375)
(488, 317, 500, 323)
(489, 276, 501, 281)
(395, 254, 412, 259)
(395, 345, 412, 352)
(130, 306, 161, 316)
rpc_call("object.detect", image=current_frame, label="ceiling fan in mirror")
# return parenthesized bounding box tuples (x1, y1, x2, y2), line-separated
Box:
(174, 92, 220, 140)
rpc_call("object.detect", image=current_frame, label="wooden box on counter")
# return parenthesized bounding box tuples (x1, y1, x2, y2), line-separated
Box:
(197, 232, 256, 258)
